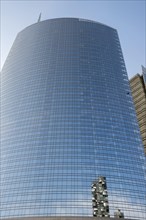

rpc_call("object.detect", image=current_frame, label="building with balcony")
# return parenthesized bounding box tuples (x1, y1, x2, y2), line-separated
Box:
(130, 66, 146, 155)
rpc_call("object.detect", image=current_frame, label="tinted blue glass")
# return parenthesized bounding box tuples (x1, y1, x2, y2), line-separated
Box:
(1, 18, 146, 219)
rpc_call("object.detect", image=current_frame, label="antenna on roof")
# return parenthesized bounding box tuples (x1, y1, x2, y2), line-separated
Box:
(37, 13, 42, 23)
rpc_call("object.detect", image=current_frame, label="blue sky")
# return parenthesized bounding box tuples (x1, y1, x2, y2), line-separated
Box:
(1, 0, 146, 78)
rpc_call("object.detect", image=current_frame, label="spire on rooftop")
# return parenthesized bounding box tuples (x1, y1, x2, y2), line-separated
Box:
(37, 13, 42, 23)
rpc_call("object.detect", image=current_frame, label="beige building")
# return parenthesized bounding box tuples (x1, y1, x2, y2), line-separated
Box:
(130, 66, 146, 155)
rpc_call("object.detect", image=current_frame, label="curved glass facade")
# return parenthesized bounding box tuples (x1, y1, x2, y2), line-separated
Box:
(1, 18, 146, 219)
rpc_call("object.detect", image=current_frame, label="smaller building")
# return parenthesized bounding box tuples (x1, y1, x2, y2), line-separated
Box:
(91, 177, 109, 218)
(130, 66, 146, 155)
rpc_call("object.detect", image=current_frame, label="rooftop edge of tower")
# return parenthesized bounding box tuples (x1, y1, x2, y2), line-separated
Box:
(19, 17, 117, 35)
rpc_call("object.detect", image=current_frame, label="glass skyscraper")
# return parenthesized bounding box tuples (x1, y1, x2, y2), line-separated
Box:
(1, 18, 146, 219)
